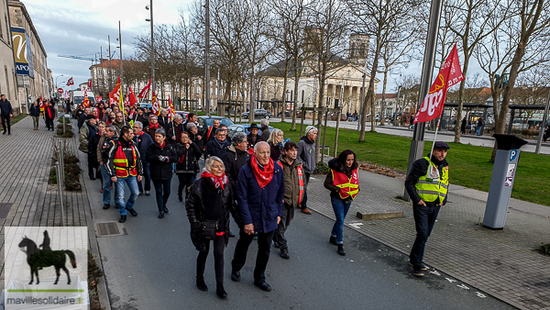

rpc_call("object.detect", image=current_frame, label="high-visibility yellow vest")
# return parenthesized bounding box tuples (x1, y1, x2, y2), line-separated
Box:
(415, 157, 449, 203)
(331, 168, 359, 200)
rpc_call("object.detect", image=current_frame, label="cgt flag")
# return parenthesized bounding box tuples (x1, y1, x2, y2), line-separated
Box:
(168, 96, 175, 121)
(151, 91, 160, 116)
(109, 76, 121, 105)
(138, 77, 152, 99)
(128, 86, 138, 107)
(66, 77, 74, 86)
(82, 88, 90, 107)
(413, 43, 464, 124)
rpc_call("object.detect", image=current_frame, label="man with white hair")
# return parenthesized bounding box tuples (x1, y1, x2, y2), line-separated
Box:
(231, 141, 285, 292)
(297, 126, 318, 214)
(158, 108, 170, 128)
(166, 114, 185, 144)
(260, 119, 271, 141)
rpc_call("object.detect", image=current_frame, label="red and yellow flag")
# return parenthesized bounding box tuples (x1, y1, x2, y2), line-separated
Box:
(109, 76, 121, 106)
(151, 91, 160, 116)
(168, 96, 176, 122)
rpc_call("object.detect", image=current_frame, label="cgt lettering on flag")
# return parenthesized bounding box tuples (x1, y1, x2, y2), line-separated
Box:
(414, 43, 464, 124)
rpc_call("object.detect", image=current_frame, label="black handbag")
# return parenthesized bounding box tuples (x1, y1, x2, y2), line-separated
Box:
(201, 220, 218, 240)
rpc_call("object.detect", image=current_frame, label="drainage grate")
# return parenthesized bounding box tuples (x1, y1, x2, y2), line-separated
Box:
(0, 203, 13, 219)
(96, 222, 122, 236)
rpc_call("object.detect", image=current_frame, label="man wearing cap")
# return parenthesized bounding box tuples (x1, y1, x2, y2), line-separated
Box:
(297, 126, 318, 214)
(405, 141, 450, 277)
(247, 123, 264, 150)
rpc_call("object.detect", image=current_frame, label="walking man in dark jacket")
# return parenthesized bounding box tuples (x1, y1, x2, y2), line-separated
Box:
(133, 121, 154, 195)
(98, 125, 117, 209)
(231, 141, 285, 292)
(44, 102, 57, 131)
(0, 94, 13, 135)
(404, 141, 450, 277)
(297, 126, 317, 214)
(29, 100, 40, 130)
(205, 128, 230, 159)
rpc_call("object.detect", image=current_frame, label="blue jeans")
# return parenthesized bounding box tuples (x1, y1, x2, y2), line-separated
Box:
(476, 126, 482, 135)
(152, 179, 171, 212)
(330, 196, 351, 244)
(138, 161, 151, 192)
(409, 204, 441, 265)
(100, 165, 113, 205)
(115, 176, 139, 215)
(300, 173, 311, 209)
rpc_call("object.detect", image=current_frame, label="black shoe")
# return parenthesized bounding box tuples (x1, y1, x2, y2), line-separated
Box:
(329, 236, 338, 245)
(89, 175, 96, 180)
(178, 192, 183, 202)
(145, 191, 150, 196)
(230, 270, 240, 282)
(228, 231, 235, 238)
(127, 208, 138, 216)
(2, 131, 5, 135)
(216, 282, 227, 299)
(139, 191, 143, 196)
(409, 262, 428, 271)
(119, 215, 127, 223)
(254, 281, 272, 292)
(337, 244, 346, 256)
(103, 204, 110, 210)
(413, 266, 425, 277)
(280, 248, 290, 259)
(196, 276, 208, 291)
(163, 206, 169, 213)
(158, 212, 164, 218)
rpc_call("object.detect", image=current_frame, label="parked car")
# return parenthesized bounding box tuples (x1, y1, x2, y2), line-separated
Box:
(241, 109, 272, 119)
(197, 116, 235, 132)
(175, 111, 189, 119)
(277, 111, 291, 118)
(227, 124, 274, 138)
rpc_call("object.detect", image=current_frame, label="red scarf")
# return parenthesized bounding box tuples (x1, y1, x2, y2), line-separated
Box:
(135, 131, 145, 136)
(200, 171, 228, 190)
(250, 155, 274, 188)
(149, 123, 160, 130)
(158, 141, 166, 149)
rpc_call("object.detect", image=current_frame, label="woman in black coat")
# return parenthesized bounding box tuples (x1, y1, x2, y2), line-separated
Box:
(145, 128, 178, 218)
(186, 156, 235, 299)
(88, 121, 106, 183)
(175, 131, 202, 202)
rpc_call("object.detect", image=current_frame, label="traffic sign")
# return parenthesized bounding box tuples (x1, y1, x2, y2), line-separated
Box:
(57, 88, 63, 94)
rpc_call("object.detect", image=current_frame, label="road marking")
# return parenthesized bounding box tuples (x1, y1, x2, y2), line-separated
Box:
(457, 284, 470, 290)
(349, 222, 364, 229)
(445, 277, 456, 283)
(476, 292, 486, 298)
(429, 270, 441, 276)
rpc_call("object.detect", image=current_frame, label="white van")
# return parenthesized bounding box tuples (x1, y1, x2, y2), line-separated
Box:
(70, 90, 95, 108)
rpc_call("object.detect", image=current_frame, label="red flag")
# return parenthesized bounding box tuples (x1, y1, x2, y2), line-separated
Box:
(109, 76, 121, 105)
(39, 96, 44, 112)
(124, 94, 129, 107)
(66, 77, 74, 86)
(414, 43, 464, 124)
(95, 96, 102, 103)
(168, 96, 176, 121)
(129, 86, 138, 107)
(151, 91, 160, 116)
(138, 78, 152, 99)
(83, 88, 90, 107)
(87, 79, 92, 88)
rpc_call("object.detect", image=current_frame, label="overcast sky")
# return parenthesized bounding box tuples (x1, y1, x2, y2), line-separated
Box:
(23, 0, 484, 95)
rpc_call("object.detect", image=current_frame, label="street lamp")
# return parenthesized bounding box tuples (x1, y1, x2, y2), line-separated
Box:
(55, 75, 65, 100)
(145, 1, 155, 97)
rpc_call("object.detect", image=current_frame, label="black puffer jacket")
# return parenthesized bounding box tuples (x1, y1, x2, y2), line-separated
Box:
(221, 145, 250, 189)
(145, 142, 178, 181)
(175, 142, 202, 174)
(186, 178, 238, 251)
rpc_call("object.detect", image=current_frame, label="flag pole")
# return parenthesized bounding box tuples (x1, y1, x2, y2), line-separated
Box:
(428, 115, 442, 163)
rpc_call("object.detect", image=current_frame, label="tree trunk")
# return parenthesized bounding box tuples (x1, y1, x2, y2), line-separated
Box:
(380, 69, 388, 126)
(291, 58, 301, 131)
(281, 61, 289, 123)
(359, 40, 381, 141)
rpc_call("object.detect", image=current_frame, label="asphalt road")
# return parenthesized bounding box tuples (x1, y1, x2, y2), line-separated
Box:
(87, 172, 513, 310)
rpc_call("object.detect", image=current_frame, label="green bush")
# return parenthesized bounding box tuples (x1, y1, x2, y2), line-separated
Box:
(48, 167, 57, 185)
(538, 243, 550, 256)
(313, 161, 330, 174)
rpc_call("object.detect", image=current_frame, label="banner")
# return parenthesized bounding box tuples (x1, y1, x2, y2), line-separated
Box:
(414, 43, 464, 124)
(11, 27, 34, 78)
(138, 78, 152, 99)
(151, 91, 160, 116)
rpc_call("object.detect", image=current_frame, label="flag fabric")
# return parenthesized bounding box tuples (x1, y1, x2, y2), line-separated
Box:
(118, 84, 124, 112)
(39, 96, 44, 113)
(87, 79, 92, 88)
(129, 86, 138, 107)
(138, 78, 152, 99)
(413, 43, 464, 124)
(109, 76, 121, 106)
(95, 96, 102, 103)
(82, 88, 90, 107)
(66, 77, 74, 86)
(168, 96, 176, 122)
(151, 91, 160, 116)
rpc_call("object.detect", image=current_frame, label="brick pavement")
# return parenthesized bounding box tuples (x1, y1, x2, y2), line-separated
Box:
(0, 116, 92, 291)
(307, 169, 550, 310)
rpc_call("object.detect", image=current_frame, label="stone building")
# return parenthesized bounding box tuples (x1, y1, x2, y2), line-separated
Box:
(8, 0, 52, 112)
(0, 0, 17, 111)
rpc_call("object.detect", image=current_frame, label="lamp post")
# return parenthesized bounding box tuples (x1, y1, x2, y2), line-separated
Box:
(55, 75, 64, 100)
(146, 1, 155, 99)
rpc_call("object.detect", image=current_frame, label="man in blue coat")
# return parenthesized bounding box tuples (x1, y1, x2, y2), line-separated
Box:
(231, 141, 285, 292)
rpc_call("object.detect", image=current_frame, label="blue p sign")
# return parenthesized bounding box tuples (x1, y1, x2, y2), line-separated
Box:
(510, 150, 518, 161)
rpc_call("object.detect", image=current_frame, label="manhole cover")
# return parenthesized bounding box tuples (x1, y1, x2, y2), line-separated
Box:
(96, 222, 122, 236)
(0, 203, 13, 219)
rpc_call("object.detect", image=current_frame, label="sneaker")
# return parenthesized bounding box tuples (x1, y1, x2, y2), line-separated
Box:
(145, 191, 150, 196)
(409, 262, 428, 271)
(413, 266, 425, 277)
(301, 207, 312, 215)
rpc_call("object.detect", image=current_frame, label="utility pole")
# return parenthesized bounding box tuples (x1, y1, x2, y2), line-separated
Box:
(535, 90, 550, 154)
(118, 21, 124, 101)
(149, 0, 155, 97)
(404, 0, 443, 201)
(108, 35, 112, 91)
(205, 0, 211, 116)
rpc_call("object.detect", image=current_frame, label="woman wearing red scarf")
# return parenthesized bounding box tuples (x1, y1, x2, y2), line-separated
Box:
(186, 156, 235, 299)
(145, 128, 178, 218)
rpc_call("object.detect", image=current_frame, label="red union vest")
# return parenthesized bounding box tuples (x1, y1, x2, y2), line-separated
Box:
(277, 161, 304, 204)
(331, 168, 359, 200)
(112, 141, 138, 178)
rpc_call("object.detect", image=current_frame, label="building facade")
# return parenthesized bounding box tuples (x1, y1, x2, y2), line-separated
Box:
(8, 0, 51, 112)
(0, 0, 17, 111)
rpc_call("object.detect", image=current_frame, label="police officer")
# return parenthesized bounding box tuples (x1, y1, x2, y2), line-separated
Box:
(405, 141, 450, 277)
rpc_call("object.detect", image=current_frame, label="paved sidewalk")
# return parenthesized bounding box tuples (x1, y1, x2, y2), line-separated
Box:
(307, 169, 550, 310)
(0, 116, 93, 291)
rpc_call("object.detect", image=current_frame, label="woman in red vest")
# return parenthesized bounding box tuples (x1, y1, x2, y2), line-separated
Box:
(324, 150, 359, 256)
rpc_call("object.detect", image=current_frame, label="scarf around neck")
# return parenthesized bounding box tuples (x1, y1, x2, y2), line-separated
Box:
(250, 155, 274, 188)
(200, 171, 228, 190)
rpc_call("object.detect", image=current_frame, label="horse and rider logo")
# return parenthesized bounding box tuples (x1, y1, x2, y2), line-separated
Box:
(18, 230, 78, 285)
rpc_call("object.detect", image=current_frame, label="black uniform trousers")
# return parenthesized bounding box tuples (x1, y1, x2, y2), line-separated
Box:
(232, 229, 274, 283)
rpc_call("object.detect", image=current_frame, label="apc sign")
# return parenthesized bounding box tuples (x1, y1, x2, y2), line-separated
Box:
(11, 27, 34, 78)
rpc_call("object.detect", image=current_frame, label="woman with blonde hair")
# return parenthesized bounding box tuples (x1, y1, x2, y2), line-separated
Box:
(268, 128, 284, 161)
